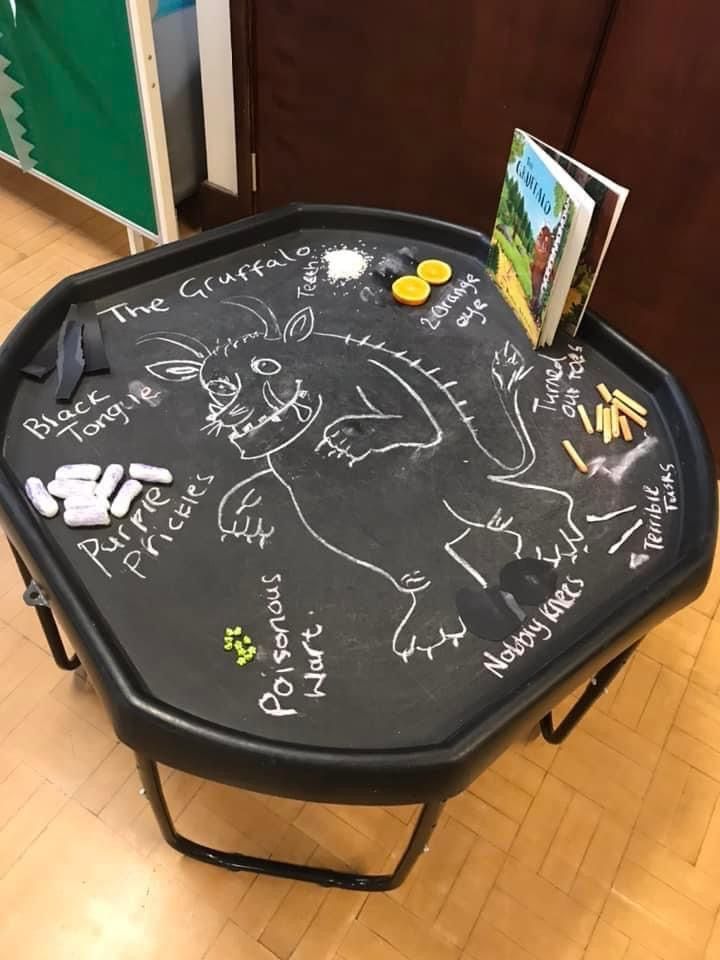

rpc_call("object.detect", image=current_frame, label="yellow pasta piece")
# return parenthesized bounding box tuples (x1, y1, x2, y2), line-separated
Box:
(603, 406, 612, 444)
(613, 398, 647, 429)
(619, 414, 633, 442)
(595, 403, 603, 433)
(612, 388, 647, 417)
(577, 404, 594, 435)
(611, 403, 620, 439)
(596, 382, 612, 403)
(562, 440, 588, 474)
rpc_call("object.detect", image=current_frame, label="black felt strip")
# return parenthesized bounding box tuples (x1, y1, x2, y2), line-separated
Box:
(55, 317, 85, 402)
(67, 302, 110, 373)
(67, 303, 109, 374)
(21, 333, 58, 380)
(81, 314, 109, 373)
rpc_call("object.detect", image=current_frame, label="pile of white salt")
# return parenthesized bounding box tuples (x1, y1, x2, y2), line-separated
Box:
(322, 247, 370, 284)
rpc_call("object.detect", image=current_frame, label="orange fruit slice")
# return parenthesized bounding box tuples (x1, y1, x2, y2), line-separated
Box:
(417, 258, 452, 285)
(392, 275, 431, 306)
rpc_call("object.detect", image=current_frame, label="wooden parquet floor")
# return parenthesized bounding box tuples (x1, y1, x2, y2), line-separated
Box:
(1, 161, 720, 959)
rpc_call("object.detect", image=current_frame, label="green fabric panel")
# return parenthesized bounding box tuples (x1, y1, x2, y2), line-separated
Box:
(0, 1, 157, 233)
(0, 100, 17, 158)
(0, 3, 22, 161)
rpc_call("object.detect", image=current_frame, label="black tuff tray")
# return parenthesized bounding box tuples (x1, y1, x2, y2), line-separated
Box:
(0, 204, 715, 803)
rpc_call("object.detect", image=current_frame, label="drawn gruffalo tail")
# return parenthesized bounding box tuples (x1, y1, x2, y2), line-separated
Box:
(139, 296, 583, 662)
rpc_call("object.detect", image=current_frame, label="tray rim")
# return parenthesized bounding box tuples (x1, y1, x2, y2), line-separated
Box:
(0, 203, 715, 804)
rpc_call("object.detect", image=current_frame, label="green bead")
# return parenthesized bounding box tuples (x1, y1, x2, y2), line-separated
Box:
(223, 641, 233, 651)
(247, 646, 256, 656)
(234, 626, 243, 635)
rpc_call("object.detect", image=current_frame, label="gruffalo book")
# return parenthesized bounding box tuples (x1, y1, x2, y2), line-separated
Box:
(533, 136, 628, 336)
(486, 129, 627, 347)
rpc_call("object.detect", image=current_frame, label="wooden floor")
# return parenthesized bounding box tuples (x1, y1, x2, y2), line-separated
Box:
(1, 162, 720, 960)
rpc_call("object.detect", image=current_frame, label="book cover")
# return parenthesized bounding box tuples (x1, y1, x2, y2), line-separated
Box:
(534, 139, 628, 335)
(487, 130, 577, 347)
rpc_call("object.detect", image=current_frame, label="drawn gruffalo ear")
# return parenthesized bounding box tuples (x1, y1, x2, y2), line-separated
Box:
(283, 307, 315, 343)
(136, 331, 210, 383)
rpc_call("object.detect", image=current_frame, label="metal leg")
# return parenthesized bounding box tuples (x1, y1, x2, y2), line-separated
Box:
(539, 641, 640, 744)
(136, 753, 443, 891)
(9, 542, 80, 671)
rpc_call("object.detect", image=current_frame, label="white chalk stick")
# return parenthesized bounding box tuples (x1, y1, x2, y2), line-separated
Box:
(110, 479, 143, 518)
(64, 495, 110, 512)
(55, 464, 102, 481)
(129, 463, 173, 485)
(96, 464, 124, 501)
(63, 506, 111, 528)
(47, 479, 97, 499)
(24, 477, 59, 518)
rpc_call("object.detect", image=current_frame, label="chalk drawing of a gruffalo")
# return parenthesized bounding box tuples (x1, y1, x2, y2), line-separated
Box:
(140, 296, 583, 661)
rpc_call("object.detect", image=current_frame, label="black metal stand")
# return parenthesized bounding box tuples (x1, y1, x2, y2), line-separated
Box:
(539, 641, 640, 744)
(135, 753, 443, 890)
(9, 542, 80, 671)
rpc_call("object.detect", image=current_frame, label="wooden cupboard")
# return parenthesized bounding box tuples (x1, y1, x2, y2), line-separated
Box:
(197, 0, 720, 462)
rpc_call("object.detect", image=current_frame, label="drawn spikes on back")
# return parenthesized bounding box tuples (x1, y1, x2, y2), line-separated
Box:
(314, 331, 534, 475)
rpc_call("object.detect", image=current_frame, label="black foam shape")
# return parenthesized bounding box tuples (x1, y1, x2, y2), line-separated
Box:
(82, 314, 109, 373)
(55, 318, 85, 402)
(21, 333, 58, 380)
(499, 558, 558, 606)
(456, 586, 525, 643)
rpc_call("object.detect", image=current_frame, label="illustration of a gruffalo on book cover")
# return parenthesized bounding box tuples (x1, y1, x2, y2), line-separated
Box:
(487, 129, 625, 348)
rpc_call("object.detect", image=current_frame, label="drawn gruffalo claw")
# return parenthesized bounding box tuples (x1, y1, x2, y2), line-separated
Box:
(139, 296, 583, 662)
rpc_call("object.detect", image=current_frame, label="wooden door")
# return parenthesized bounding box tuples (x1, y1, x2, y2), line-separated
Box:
(571, 0, 720, 463)
(252, 0, 615, 231)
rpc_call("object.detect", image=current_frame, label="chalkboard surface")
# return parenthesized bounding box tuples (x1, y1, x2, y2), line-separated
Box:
(2, 219, 686, 751)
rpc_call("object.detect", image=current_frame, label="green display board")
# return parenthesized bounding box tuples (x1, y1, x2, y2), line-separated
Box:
(0, 109, 13, 158)
(0, 1, 158, 234)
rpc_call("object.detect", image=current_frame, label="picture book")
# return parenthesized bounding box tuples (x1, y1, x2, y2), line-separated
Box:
(486, 129, 627, 347)
(533, 136, 628, 335)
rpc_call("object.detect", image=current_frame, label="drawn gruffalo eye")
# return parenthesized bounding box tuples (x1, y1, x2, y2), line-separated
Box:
(207, 377, 238, 398)
(251, 357, 281, 376)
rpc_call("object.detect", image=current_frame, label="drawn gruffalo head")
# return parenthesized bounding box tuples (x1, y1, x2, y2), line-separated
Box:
(138, 297, 321, 460)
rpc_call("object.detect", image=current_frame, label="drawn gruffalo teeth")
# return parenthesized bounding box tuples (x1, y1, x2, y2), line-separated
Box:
(261, 380, 312, 424)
